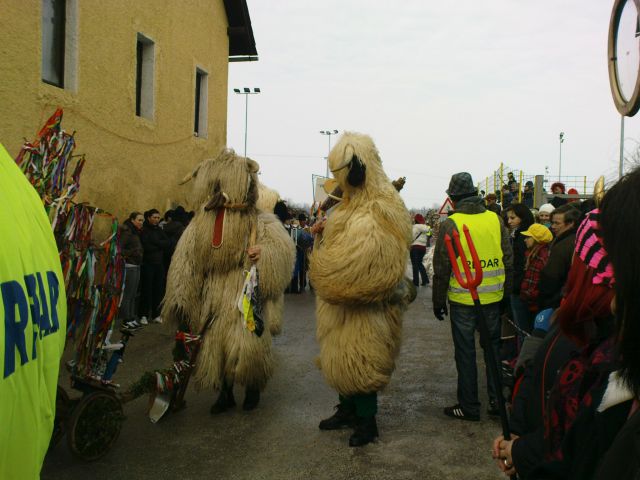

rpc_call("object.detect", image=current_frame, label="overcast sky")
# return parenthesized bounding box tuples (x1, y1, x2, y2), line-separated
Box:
(227, 0, 639, 209)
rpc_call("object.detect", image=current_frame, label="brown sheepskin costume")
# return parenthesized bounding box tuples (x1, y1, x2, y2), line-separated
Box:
(162, 150, 295, 404)
(310, 132, 412, 397)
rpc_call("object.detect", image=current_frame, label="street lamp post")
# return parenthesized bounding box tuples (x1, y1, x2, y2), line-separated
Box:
(558, 132, 565, 181)
(319, 129, 339, 177)
(619, 116, 625, 178)
(233, 87, 261, 158)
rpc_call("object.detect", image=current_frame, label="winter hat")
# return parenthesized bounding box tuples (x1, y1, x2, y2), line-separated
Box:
(414, 214, 425, 224)
(538, 203, 554, 214)
(575, 209, 614, 287)
(567, 188, 579, 195)
(446, 172, 476, 196)
(521, 224, 553, 244)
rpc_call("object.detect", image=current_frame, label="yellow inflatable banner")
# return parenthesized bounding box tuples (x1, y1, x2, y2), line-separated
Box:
(0, 143, 67, 479)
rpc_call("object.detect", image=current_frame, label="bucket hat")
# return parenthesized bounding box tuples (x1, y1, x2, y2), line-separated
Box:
(446, 172, 476, 196)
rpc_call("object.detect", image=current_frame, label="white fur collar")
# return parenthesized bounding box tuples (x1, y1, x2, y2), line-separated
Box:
(597, 370, 635, 413)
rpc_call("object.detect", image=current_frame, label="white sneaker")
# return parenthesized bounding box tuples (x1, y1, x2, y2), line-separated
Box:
(139, 316, 149, 325)
(152, 316, 163, 324)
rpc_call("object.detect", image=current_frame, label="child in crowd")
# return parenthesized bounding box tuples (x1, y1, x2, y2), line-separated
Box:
(519, 223, 553, 321)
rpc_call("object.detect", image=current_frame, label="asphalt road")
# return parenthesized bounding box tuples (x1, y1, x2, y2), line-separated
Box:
(42, 285, 504, 480)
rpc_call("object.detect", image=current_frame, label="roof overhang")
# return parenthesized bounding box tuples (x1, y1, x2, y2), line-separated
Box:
(224, 0, 258, 62)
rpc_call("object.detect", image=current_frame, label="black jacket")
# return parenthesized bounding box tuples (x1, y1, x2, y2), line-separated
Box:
(163, 220, 185, 245)
(512, 226, 528, 295)
(537, 229, 576, 310)
(523, 191, 534, 209)
(594, 407, 640, 480)
(528, 386, 633, 480)
(119, 220, 143, 265)
(510, 324, 580, 478)
(550, 196, 567, 209)
(141, 223, 170, 265)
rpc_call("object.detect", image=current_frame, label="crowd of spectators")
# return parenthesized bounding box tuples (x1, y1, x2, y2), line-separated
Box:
(474, 169, 640, 479)
(118, 206, 192, 328)
(483, 176, 581, 213)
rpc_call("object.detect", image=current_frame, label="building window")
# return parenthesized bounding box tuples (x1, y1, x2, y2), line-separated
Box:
(41, 0, 78, 91)
(194, 68, 208, 137)
(42, 0, 66, 87)
(136, 34, 155, 119)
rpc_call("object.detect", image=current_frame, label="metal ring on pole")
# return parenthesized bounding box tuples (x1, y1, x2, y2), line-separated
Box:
(608, 0, 640, 117)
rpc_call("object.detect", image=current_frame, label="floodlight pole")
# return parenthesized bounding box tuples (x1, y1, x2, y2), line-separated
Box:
(233, 87, 261, 158)
(319, 129, 339, 177)
(558, 132, 565, 182)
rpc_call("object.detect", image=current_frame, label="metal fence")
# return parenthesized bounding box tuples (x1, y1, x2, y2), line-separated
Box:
(476, 163, 593, 207)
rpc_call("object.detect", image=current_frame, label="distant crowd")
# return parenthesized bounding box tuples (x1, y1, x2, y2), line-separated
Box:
(117, 202, 318, 328)
(118, 207, 192, 328)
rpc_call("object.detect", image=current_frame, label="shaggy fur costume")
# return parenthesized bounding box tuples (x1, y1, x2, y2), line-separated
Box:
(256, 183, 289, 336)
(162, 149, 295, 391)
(310, 132, 412, 396)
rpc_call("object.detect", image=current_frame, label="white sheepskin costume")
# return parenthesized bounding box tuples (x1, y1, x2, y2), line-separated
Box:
(162, 149, 295, 391)
(310, 132, 412, 396)
(256, 183, 288, 336)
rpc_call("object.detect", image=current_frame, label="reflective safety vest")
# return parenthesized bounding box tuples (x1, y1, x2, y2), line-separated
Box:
(0, 143, 67, 480)
(447, 211, 505, 306)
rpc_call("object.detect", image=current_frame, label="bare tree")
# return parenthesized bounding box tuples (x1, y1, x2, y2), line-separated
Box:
(625, 141, 640, 173)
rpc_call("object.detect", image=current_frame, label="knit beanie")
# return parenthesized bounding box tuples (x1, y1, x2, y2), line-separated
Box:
(539, 203, 554, 214)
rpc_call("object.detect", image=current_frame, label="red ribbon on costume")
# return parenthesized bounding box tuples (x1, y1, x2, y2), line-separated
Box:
(212, 207, 225, 248)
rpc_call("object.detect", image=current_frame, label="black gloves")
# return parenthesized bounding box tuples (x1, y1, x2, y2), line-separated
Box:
(433, 305, 448, 321)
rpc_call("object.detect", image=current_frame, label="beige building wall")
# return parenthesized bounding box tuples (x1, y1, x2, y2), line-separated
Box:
(0, 0, 231, 220)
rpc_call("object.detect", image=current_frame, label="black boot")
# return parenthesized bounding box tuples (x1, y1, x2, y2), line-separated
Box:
(319, 403, 356, 430)
(243, 387, 260, 411)
(210, 383, 235, 414)
(349, 416, 379, 447)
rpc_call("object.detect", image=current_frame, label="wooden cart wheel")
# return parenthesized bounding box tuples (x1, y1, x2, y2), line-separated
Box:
(66, 391, 124, 461)
(48, 386, 70, 451)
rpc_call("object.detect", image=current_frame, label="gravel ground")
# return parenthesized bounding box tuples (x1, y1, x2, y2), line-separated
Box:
(42, 285, 504, 480)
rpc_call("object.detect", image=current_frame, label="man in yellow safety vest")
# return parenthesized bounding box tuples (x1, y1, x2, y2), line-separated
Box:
(0, 143, 67, 479)
(432, 172, 513, 421)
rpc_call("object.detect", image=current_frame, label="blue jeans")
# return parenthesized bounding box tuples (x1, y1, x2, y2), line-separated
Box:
(511, 293, 533, 344)
(449, 302, 501, 416)
(410, 247, 428, 286)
